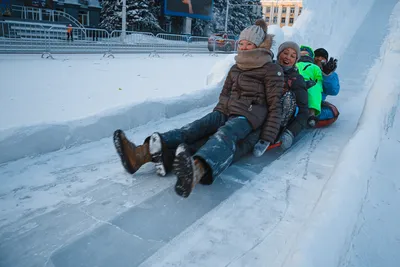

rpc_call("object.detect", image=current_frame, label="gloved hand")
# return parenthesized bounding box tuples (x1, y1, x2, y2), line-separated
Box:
(305, 80, 316, 90)
(322, 57, 338, 75)
(308, 115, 319, 128)
(280, 130, 294, 151)
(253, 140, 270, 157)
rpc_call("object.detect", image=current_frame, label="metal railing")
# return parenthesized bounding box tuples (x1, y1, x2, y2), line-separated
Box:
(0, 21, 238, 56)
(12, 5, 86, 29)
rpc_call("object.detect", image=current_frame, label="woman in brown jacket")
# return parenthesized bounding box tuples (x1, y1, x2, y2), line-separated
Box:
(113, 20, 284, 198)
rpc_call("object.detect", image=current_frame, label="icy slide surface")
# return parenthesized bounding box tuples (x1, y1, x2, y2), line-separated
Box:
(1, 0, 400, 266)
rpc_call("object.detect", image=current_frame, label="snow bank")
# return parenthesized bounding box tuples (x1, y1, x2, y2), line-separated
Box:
(289, 0, 376, 58)
(284, 3, 400, 266)
(0, 54, 221, 164)
(206, 54, 236, 87)
(0, 87, 221, 164)
(268, 25, 285, 56)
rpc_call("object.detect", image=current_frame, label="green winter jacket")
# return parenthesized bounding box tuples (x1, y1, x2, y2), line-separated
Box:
(296, 61, 323, 115)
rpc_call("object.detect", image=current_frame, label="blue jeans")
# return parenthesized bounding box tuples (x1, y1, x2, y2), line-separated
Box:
(232, 129, 261, 163)
(159, 111, 252, 179)
(160, 111, 227, 149)
(195, 116, 253, 178)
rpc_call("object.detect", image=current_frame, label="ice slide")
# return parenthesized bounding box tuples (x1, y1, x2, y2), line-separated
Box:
(1, 0, 400, 266)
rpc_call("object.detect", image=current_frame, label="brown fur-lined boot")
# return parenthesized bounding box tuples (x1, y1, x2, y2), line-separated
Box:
(113, 129, 151, 174)
(173, 144, 208, 198)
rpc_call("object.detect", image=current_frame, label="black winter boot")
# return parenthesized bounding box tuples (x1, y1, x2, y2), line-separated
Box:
(173, 144, 207, 198)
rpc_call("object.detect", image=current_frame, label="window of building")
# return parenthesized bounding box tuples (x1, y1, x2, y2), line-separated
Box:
(274, 7, 278, 13)
(266, 7, 271, 13)
(281, 17, 285, 23)
(290, 7, 295, 14)
(299, 7, 302, 14)
(273, 16, 277, 23)
(289, 18, 294, 24)
(282, 7, 287, 13)
(265, 17, 270, 23)
(78, 10, 90, 26)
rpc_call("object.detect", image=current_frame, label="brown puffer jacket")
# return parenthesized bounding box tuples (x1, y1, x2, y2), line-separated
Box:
(214, 58, 284, 143)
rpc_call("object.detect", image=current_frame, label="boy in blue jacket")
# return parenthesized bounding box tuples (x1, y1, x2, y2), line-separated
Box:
(313, 48, 340, 123)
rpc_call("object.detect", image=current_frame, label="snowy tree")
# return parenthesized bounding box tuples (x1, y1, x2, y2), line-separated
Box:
(225, 0, 262, 34)
(100, 0, 162, 32)
(99, 0, 261, 35)
(191, 0, 262, 36)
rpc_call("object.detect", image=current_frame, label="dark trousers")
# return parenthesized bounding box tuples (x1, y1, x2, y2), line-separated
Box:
(160, 111, 252, 178)
(67, 32, 73, 41)
(194, 116, 252, 178)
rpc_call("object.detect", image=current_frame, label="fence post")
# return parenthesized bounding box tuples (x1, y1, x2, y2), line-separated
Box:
(183, 36, 192, 57)
(210, 39, 217, 57)
(150, 33, 162, 57)
(149, 32, 158, 57)
(103, 30, 114, 58)
(41, 26, 53, 59)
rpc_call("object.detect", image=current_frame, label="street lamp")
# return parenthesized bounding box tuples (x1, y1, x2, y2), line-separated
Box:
(224, 0, 230, 33)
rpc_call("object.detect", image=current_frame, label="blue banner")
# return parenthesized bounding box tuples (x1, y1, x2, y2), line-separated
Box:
(0, 0, 11, 8)
(164, 0, 214, 20)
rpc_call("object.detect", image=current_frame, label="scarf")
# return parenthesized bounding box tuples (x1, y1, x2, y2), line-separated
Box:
(235, 48, 273, 70)
(280, 65, 294, 73)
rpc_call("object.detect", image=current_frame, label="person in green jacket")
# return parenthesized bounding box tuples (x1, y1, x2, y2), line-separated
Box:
(296, 45, 323, 127)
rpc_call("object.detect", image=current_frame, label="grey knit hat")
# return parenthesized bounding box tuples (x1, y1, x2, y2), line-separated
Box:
(239, 20, 267, 47)
(277, 41, 301, 61)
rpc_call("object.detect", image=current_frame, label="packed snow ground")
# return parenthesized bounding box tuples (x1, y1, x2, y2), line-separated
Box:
(1, 0, 400, 266)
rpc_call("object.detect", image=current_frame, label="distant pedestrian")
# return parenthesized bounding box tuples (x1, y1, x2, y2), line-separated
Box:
(67, 24, 73, 41)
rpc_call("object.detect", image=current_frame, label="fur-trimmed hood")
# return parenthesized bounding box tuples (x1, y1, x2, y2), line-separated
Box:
(259, 33, 274, 50)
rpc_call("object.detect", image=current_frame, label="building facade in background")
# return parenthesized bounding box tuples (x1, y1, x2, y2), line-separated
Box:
(1, 0, 101, 27)
(261, 0, 302, 27)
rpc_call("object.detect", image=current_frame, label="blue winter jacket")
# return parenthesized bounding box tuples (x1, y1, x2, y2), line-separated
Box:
(322, 72, 340, 101)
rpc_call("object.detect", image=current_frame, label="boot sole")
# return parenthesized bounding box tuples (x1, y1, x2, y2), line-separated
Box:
(113, 129, 136, 174)
(173, 147, 194, 198)
(149, 133, 167, 177)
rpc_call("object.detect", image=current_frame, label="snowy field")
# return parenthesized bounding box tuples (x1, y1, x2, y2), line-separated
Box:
(1, 0, 400, 266)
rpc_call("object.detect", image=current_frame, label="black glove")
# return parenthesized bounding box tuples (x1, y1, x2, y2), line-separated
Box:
(307, 115, 319, 128)
(305, 80, 316, 90)
(322, 57, 338, 75)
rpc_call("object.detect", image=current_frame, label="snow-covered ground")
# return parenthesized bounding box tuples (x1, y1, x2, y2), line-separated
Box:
(0, 54, 222, 163)
(1, 0, 400, 266)
(0, 54, 222, 129)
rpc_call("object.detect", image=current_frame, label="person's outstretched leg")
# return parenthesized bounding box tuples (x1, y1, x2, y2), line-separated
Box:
(113, 111, 227, 176)
(150, 111, 227, 176)
(160, 111, 227, 149)
(173, 116, 253, 198)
